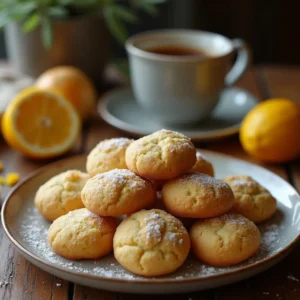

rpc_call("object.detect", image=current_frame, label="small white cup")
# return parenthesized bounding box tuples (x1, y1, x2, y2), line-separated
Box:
(126, 29, 250, 124)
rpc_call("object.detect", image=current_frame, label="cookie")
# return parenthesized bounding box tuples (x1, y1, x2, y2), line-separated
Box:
(222, 175, 277, 223)
(190, 214, 261, 266)
(48, 208, 116, 260)
(81, 169, 156, 216)
(162, 173, 234, 218)
(155, 192, 196, 228)
(113, 209, 190, 277)
(188, 152, 214, 177)
(34, 170, 88, 221)
(125, 129, 196, 180)
(86, 138, 133, 176)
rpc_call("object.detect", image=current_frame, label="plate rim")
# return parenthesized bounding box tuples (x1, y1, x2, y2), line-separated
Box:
(98, 87, 257, 141)
(2, 151, 300, 285)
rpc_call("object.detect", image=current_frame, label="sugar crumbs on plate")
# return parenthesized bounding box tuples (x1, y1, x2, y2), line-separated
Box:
(287, 275, 299, 282)
(18, 205, 286, 281)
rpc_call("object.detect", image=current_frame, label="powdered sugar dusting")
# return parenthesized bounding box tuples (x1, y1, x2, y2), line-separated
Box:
(91, 267, 135, 279)
(92, 169, 131, 190)
(15, 201, 288, 281)
(94, 169, 133, 180)
(182, 173, 226, 188)
(159, 129, 188, 139)
(167, 232, 176, 241)
(180, 173, 232, 200)
(232, 179, 253, 187)
(143, 211, 164, 243)
(66, 208, 98, 219)
(287, 275, 299, 282)
(261, 224, 280, 250)
(217, 214, 249, 226)
(200, 266, 218, 276)
(89, 169, 148, 198)
(66, 208, 104, 228)
(21, 211, 47, 251)
(93, 169, 143, 185)
(163, 232, 184, 245)
(97, 138, 133, 150)
(19, 207, 137, 280)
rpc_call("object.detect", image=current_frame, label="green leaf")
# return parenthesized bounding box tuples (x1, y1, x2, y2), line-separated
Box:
(61, 0, 99, 7)
(48, 6, 68, 18)
(138, 2, 158, 16)
(130, 0, 166, 5)
(10, 2, 37, 16)
(56, 0, 73, 4)
(104, 6, 128, 45)
(56, 0, 72, 4)
(130, 0, 167, 15)
(145, 0, 168, 3)
(130, 0, 158, 16)
(22, 13, 40, 32)
(41, 17, 53, 49)
(102, 0, 113, 6)
(0, 0, 166, 46)
(111, 5, 138, 23)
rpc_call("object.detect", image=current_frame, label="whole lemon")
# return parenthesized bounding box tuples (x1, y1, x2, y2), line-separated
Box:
(240, 98, 300, 163)
(36, 66, 96, 121)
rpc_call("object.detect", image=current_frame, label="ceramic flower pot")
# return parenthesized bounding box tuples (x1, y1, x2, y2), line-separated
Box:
(4, 16, 110, 88)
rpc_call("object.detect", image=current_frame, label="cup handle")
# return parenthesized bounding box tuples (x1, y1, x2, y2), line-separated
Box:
(225, 39, 251, 87)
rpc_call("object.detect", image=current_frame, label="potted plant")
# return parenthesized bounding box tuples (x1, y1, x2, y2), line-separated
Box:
(0, 0, 166, 86)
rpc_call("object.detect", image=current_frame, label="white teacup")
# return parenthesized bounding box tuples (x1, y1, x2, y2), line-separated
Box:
(126, 29, 250, 124)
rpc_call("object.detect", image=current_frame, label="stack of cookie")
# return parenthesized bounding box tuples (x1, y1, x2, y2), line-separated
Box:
(34, 129, 277, 277)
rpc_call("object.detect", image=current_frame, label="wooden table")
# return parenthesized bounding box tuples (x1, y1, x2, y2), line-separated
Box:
(1, 65, 300, 300)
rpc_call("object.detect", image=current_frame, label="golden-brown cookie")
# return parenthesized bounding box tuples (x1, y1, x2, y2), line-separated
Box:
(154, 192, 196, 228)
(81, 169, 156, 216)
(34, 170, 88, 221)
(113, 209, 190, 277)
(48, 208, 116, 260)
(125, 129, 196, 180)
(162, 173, 234, 218)
(190, 213, 261, 266)
(188, 152, 214, 177)
(86, 138, 134, 176)
(222, 175, 277, 223)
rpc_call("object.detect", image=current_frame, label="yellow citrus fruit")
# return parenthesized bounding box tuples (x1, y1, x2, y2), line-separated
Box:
(240, 98, 300, 162)
(35, 66, 96, 121)
(1, 87, 80, 159)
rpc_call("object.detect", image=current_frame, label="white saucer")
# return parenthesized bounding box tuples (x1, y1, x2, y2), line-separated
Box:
(98, 87, 259, 141)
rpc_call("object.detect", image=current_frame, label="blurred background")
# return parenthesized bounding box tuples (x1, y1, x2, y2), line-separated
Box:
(1, 0, 299, 64)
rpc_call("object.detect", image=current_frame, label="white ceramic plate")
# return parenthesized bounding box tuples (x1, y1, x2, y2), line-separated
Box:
(98, 87, 258, 141)
(2, 152, 300, 294)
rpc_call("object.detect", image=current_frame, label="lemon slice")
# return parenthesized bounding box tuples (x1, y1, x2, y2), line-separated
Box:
(1, 87, 80, 159)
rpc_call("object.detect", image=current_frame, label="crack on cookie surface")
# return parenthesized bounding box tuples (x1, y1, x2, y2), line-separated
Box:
(223, 175, 276, 222)
(113, 209, 190, 276)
